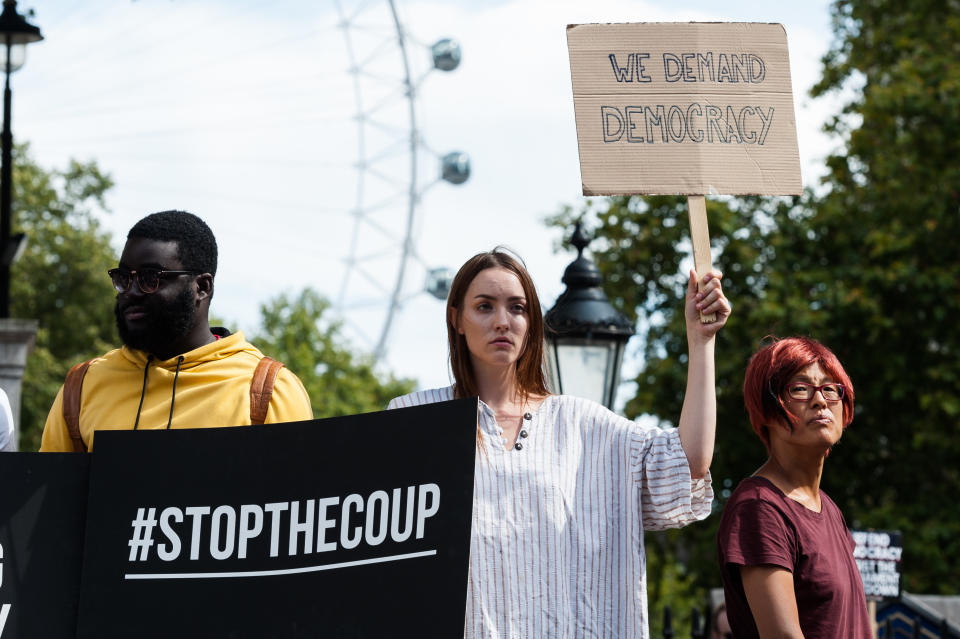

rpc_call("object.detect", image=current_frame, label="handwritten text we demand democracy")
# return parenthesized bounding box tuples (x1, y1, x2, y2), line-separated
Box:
(600, 51, 776, 146)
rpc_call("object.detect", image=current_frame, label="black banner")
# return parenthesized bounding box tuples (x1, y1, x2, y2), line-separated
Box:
(0, 453, 90, 638)
(2, 399, 477, 638)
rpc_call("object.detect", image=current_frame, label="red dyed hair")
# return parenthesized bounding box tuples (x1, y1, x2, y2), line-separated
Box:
(743, 336, 855, 447)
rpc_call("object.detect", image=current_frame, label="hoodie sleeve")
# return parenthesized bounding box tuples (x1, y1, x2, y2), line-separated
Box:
(264, 367, 313, 423)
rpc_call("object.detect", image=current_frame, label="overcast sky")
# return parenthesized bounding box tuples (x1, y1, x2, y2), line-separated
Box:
(16, 0, 839, 395)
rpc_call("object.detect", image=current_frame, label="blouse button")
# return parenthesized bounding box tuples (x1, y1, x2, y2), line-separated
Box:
(519, 429, 528, 438)
(514, 442, 523, 451)
(523, 412, 532, 420)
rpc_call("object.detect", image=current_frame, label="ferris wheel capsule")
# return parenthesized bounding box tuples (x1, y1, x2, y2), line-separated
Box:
(441, 151, 470, 185)
(425, 267, 454, 301)
(431, 38, 462, 72)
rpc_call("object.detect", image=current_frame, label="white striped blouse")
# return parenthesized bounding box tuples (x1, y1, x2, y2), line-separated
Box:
(387, 386, 713, 639)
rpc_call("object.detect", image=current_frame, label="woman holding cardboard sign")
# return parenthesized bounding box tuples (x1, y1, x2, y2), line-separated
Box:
(388, 247, 730, 637)
(716, 337, 871, 639)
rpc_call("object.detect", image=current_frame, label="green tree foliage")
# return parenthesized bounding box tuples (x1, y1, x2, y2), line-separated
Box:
(550, 0, 960, 595)
(252, 288, 415, 418)
(11, 145, 117, 451)
(806, 0, 960, 593)
(645, 527, 704, 637)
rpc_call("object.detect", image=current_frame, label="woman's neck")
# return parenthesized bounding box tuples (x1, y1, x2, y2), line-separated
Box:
(472, 361, 522, 412)
(756, 448, 826, 512)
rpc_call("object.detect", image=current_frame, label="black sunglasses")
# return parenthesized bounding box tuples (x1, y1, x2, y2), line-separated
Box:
(108, 267, 201, 294)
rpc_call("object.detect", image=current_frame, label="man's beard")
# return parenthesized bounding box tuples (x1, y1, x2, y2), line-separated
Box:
(115, 287, 197, 356)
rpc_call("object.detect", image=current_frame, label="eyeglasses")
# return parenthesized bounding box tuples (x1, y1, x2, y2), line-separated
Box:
(783, 381, 845, 402)
(107, 267, 200, 294)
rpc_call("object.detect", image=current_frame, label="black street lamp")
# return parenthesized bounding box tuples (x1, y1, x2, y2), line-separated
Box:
(545, 221, 635, 410)
(0, 0, 42, 318)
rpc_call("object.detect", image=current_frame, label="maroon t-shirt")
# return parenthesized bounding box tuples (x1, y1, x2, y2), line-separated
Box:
(717, 476, 872, 639)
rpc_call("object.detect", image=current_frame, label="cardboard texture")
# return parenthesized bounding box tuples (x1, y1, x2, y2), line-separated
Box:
(567, 22, 802, 196)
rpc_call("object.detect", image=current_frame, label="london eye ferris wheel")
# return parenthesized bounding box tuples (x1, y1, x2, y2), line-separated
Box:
(334, 0, 470, 360)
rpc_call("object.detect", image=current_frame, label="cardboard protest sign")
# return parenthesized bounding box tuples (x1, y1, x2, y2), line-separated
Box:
(566, 22, 802, 322)
(0, 453, 90, 639)
(566, 22, 802, 196)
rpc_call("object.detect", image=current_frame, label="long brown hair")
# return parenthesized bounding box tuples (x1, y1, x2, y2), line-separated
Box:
(447, 247, 550, 401)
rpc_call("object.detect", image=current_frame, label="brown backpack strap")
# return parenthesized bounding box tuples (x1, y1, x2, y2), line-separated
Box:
(250, 357, 284, 425)
(62, 360, 93, 453)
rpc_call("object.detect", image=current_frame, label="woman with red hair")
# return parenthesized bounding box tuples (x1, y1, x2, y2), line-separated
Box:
(717, 337, 871, 638)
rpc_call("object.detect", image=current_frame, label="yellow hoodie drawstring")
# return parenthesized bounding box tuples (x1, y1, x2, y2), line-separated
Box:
(166, 356, 185, 429)
(132, 355, 153, 430)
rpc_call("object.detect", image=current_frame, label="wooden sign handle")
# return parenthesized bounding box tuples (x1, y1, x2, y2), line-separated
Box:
(686, 195, 717, 323)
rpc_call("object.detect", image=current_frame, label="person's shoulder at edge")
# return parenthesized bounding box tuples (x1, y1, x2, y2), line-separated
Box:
(387, 385, 455, 410)
(0, 388, 14, 452)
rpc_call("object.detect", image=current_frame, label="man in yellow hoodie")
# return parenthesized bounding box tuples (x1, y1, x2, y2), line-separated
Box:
(40, 211, 313, 451)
